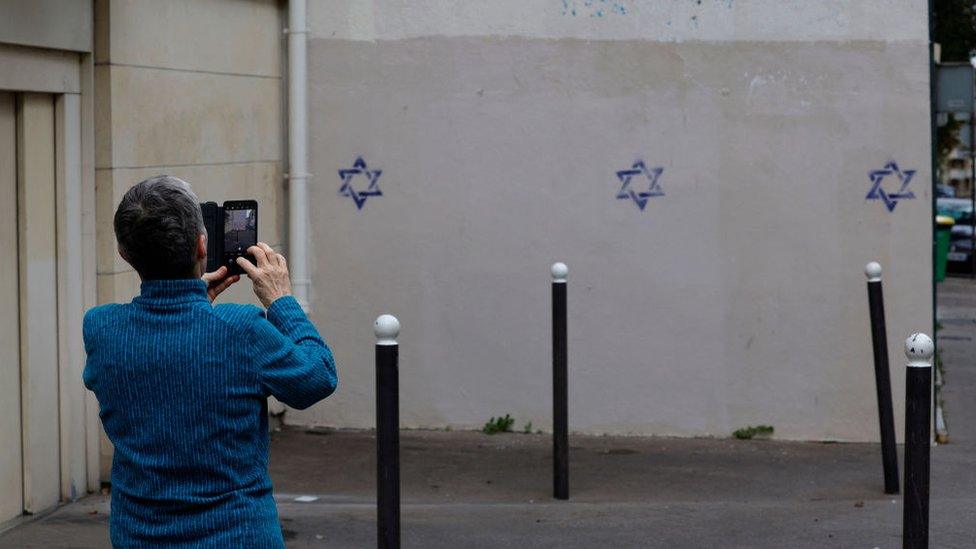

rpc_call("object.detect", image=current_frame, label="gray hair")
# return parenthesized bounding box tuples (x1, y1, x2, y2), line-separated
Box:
(114, 175, 205, 280)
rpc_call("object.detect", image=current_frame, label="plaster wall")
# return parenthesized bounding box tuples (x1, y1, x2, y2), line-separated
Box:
(0, 0, 92, 52)
(94, 0, 286, 309)
(0, 0, 97, 513)
(296, 1, 933, 441)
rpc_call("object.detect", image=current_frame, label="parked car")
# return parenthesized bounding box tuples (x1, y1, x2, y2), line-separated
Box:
(937, 197, 974, 224)
(939, 199, 975, 273)
(949, 224, 974, 272)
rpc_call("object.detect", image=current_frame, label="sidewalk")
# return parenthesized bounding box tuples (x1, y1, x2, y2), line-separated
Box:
(4, 280, 976, 548)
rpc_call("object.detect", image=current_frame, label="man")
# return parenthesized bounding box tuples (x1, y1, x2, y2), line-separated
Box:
(83, 175, 337, 547)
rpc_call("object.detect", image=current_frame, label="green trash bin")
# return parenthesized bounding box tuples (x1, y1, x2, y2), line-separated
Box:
(936, 215, 954, 282)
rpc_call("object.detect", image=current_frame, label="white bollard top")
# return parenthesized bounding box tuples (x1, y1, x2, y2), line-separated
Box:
(904, 333, 934, 367)
(551, 262, 568, 283)
(374, 314, 400, 346)
(865, 262, 882, 282)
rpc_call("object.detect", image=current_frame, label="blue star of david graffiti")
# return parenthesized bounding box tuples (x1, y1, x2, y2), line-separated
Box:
(338, 156, 383, 210)
(615, 160, 664, 211)
(866, 161, 916, 212)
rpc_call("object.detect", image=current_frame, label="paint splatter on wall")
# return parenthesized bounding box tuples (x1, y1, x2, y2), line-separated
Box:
(561, 0, 630, 18)
(560, 1, 735, 19)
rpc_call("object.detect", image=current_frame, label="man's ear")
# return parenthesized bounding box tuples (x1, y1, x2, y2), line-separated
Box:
(196, 233, 207, 260)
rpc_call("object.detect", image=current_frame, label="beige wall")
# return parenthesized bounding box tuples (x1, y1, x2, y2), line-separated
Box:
(93, 0, 286, 475)
(295, 0, 934, 441)
(0, 1, 97, 519)
(94, 0, 286, 307)
(17, 94, 62, 512)
(0, 93, 22, 524)
(0, 0, 87, 95)
(0, 0, 92, 52)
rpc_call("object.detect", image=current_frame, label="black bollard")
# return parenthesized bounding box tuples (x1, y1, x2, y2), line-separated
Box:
(865, 262, 899, 494)
(551, 262, 569, 500)
(903, 332, 933, 549)
(375, 315, 401, 549)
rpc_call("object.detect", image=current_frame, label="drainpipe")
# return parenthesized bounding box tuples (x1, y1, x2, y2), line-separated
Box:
(287, 0, 311, 312)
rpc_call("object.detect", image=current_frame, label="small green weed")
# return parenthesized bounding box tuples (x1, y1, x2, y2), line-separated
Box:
(733, 425, 774, 440)
(483, 414, 515, 435)
(523, 421, 533, 434)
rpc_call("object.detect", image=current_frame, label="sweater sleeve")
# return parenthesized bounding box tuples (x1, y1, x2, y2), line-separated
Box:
(249, 296, 338, 409)
(82, 308, 98, 391)
(82, 304, 120, 392)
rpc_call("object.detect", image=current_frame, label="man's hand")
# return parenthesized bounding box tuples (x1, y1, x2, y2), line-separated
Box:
(236, 242, 293, 308)
(202, 265, 240, 303)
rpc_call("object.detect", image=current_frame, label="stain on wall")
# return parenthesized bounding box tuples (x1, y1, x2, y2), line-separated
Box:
(562, 0, 630, 18)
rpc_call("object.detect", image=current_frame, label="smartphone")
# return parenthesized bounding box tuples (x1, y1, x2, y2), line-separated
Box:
(222, 200, 258, 275)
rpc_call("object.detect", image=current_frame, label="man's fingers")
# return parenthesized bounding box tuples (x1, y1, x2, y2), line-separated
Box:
(212, 275, 239, 296)
(248, 245, 270, 267)
(207, 274, 240, 303)
(276, 253, 287, 268)
(222, 275, 240, 290)
(202, 265, 227, 283)
(257, 242, 276, 264)
(236, 256, 259, 276)
(255, 243, 286, 268)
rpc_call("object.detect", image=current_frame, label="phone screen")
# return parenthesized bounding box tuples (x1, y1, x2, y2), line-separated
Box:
(224, 208, 256, 254)
(222, 200, 258, 274)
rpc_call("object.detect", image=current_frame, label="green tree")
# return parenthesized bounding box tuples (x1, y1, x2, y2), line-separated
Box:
(934, 0, 976, 62)
(937, 114, 965, 171)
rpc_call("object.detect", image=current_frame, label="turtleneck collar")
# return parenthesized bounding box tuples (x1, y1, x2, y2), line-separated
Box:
(134, 278, 209, 306)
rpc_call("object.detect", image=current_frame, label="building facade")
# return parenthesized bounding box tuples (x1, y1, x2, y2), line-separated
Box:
(1, 0, 285, 526)
(0, 0, 98, 526)
(935, 64, 975, 198)
(0, 0, 934, 525)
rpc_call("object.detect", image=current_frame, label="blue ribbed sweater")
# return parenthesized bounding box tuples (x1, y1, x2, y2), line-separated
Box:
(83, 279, 337, 547)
